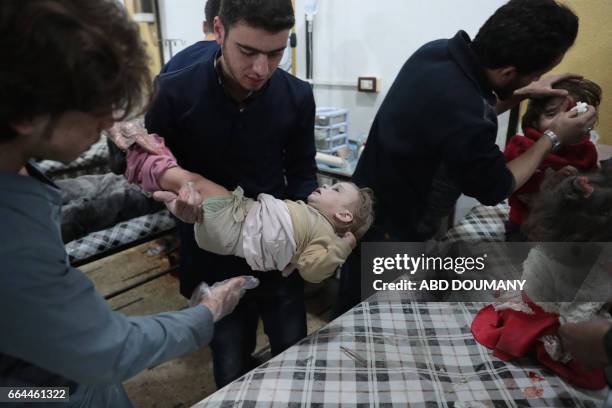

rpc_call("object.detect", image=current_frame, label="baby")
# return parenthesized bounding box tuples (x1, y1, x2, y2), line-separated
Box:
(190, 178, 373, 283)
(122, 125, 375, 283)
(472, 161, 612, 390)
(503, 78, 602, 241)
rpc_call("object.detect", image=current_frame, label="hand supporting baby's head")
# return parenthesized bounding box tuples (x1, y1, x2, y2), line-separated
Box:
(523, 160, 612, 242)
(307, 182, 375, 239)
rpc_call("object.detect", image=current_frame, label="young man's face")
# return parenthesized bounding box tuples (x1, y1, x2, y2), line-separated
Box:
(27, 111, 113, 163)
(215, 19, 289, 92)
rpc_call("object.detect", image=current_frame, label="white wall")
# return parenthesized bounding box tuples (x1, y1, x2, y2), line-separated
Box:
(157, 1, 511, 144)
(293, 0, 509, 143)
(157, 0, 207, 62)
(158, 1, 513, 220)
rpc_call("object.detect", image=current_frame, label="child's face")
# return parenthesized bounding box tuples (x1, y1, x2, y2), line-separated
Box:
(536, 96, 572, 132)
(307, 182, 360, 221)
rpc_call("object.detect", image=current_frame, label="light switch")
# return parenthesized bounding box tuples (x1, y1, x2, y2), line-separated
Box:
(358, 76, 379, 93)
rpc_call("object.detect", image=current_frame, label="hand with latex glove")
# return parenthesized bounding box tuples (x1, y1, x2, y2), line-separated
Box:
(107, 120, 164, 154)
(153, 181, 203, 224)
(548, 104, 598, 145)
(190, 276, 260, 321)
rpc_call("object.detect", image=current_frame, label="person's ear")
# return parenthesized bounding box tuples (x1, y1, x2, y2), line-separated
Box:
(214, 16, 225, 45)
(497, 66, 518, 85)
(333, 209, 353, 225)
(202, 21, 208, 36)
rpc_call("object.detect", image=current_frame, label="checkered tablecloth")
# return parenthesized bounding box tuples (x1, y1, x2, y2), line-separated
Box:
(444, 203, 509, 243)
(195, 300, 607, 407)
(37, 134, 177, 265)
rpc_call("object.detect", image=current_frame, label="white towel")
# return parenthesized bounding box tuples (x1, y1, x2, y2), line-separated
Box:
(242, 193, 297, 272)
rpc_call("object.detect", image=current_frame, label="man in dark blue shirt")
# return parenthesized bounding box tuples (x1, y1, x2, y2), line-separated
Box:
(144, 0, 318, 387)
(161, 0, 220, 73)
(334, 0, 599, 316)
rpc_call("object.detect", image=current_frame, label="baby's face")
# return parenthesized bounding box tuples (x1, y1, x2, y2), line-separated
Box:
(307, 182, 360, 219)
(537, 96, 571, 132)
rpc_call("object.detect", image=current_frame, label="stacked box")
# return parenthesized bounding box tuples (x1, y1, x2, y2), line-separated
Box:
(315, 108, 349, 154)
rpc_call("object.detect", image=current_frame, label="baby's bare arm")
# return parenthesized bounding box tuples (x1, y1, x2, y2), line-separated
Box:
(159, 167, 230, 201)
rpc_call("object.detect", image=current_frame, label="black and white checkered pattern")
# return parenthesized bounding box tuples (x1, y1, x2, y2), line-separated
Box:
(195, 301, 607, 407)
(66, 210, 175, 264)
(37, 135, 177, 264)
(444, 203, 509, 243)
(37, 135, 110, 179)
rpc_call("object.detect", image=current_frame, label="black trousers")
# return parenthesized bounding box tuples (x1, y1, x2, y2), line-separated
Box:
(331, 223, 397, 319)
(209, 271, 306, 387)
(177, 222, 307, 388)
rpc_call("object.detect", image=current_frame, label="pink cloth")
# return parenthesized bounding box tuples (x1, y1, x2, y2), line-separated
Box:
(125, 134, 178, 192)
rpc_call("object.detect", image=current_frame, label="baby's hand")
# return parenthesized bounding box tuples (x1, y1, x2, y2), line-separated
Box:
(153, 182, 203, 224)
(342, 231, 357, 249)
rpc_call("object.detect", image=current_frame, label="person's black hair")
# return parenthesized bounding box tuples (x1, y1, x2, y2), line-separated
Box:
(472, 0, 578, 74)
(219, 0, 295, 33)
(204, 0, 221, 30)
(0, 0, 152, 141)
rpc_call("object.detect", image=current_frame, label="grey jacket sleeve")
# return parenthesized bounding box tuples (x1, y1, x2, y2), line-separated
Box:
(0, 243, 214, 386)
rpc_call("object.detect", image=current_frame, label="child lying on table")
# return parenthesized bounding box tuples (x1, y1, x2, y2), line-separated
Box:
(119, 124, 375, 284)
(472, 160, 612, 390)
(503, 78, 602, 241)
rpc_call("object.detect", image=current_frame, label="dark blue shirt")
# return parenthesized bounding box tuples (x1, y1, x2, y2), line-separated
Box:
(354, 31, 513, 240)
(161, 40, 219, 73)
(146, 51, 317, 295)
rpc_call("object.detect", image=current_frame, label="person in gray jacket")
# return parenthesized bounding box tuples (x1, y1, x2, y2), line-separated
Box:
(0, 1, 256, 406)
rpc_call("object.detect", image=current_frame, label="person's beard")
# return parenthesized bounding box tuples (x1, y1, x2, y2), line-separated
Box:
(494, 75, 527, 101)
(494, 84, 515, 101)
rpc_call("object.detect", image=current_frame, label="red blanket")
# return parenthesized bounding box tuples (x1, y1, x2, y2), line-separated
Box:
(472, 298, 606, 390)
